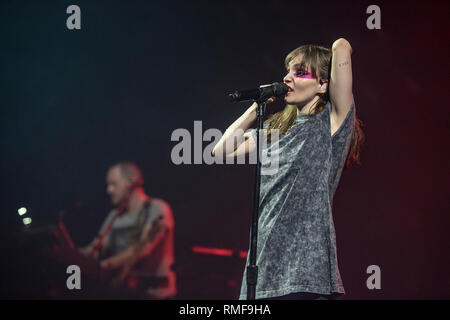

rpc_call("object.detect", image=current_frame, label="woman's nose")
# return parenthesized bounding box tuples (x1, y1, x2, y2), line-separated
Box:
(283, 72, 292, 83)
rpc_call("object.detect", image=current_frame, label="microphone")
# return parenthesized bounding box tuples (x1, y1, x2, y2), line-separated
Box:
(228, 82, 289, 102)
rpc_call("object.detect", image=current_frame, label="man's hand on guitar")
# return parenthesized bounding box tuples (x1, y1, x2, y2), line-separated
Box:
(99, 259, 114, 281)
(100, 260, 112, 270)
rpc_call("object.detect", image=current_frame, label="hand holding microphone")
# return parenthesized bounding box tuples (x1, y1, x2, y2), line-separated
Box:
(259, 84, 277, 105)
(228, 82, 288, 103)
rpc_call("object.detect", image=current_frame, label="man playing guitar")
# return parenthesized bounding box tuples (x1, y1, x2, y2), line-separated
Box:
(79, 161, 176, 299)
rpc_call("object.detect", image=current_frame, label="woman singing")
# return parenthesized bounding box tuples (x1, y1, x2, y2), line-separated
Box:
(213, 38, 364, 300)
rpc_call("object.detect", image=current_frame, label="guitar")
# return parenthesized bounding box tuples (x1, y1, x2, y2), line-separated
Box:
(111, 214, 166, 289)
(46, 210, 166, 296)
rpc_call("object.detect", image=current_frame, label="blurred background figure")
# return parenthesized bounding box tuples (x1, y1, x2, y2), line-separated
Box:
(80, 161, 176, 299)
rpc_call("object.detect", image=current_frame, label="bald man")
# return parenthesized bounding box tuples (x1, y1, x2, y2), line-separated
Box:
(80, 162, 176, 299)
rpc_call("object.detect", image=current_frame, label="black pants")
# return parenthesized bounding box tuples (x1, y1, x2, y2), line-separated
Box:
(261, 292, 340, 300)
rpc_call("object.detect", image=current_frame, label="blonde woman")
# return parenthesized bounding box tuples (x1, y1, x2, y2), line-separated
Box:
(213, 38, 364, 300)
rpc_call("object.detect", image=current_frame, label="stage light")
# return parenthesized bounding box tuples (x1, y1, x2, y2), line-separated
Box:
(18, 207, 27, 216)
(23, 217, 32, 225)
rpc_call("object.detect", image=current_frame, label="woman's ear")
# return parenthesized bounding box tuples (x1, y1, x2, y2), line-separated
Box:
(319, 79, 328, 92)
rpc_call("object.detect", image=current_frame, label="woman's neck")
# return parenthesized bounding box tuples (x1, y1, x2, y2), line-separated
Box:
(297, 96, 320, 116)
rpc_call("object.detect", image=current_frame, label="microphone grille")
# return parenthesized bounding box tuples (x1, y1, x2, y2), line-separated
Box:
(272, 82, 289, 97)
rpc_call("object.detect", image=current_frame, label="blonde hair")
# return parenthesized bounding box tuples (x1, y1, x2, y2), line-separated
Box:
(265, 44, 364, 167)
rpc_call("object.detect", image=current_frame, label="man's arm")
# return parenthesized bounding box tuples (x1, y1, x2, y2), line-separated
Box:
(100, 243, 137, 269)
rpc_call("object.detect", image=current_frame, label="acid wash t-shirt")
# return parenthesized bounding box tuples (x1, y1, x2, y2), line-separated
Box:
(239, 95, 356, 299)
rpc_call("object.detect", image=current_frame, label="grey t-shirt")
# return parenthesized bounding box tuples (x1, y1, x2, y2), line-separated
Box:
(239, 96, 356, 299)
(98, 198, 176, 298)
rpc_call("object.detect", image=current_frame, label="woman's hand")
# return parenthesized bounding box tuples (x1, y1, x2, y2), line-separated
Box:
(260, 84, 276, 110)
(265, 96, 276, 105)
(246, 86, 276, 115)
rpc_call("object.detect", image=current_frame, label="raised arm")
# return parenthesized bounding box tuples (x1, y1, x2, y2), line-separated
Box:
(329, 38, 353, 121)
(212, 102, 258, 159)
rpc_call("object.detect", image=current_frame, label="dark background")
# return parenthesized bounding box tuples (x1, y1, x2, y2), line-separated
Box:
(0, 0, 449, 299)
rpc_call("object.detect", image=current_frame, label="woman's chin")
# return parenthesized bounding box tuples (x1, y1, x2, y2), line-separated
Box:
(284, 96, 298, 105)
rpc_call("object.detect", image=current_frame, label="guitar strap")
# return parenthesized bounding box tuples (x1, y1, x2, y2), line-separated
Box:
(129, 197, 154, 246)
(91, 196, 154, 259)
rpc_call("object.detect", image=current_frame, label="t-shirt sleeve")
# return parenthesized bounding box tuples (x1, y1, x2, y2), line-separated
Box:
(331, 94, 355, 141)
(329, 95, 356, 189)
(145, 199, 174, 230)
